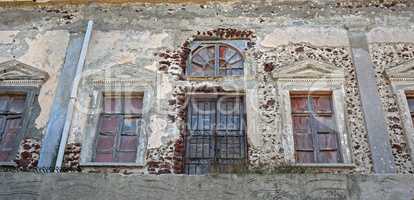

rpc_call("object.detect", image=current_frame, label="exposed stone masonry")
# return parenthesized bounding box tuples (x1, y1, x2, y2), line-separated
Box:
(14, 138, 41, 170)
(157, 28, 256, 81)
(149, 28, 256, 174)
(154, 41, 375, 173)
(146, 142, 175, 174)
(248, 50, 284, 170)
(335, 0, 412, 9)
(255, 43, 373, 173)
(2, 0, 414, 176)
(370, 42, 414, 173)
(62, 143, 81, 171)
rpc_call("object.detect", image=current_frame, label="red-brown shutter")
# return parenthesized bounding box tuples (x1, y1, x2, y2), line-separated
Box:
(407, 96, 414, 126)
(313, 96, 339, 163)
(291, 93, 340, 164)
(291, 96, 308, 113)
(124, 97, 143, 114)
(0, 117, 22, 161)
(9, 96, 26, 114)
(95, 115, 119, 162)
(96, 95, 143, 163)
(118, 117, 140, 162)
(291, 96, 314, 163)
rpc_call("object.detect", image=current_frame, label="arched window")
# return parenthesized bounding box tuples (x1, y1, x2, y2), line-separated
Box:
(189, 43, 244, 77)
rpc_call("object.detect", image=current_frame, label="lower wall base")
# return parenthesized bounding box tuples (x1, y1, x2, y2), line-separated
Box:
(0, 172, 413, 200)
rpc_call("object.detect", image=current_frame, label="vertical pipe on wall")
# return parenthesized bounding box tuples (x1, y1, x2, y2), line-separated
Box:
(55, 20, 94, 170)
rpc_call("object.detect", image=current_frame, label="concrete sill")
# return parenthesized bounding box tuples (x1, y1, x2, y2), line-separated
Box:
(291, 163, 356, 168)
(80, 162, 145, 168)
(0, 161, 17, 167)
(186, 76, 243, 81)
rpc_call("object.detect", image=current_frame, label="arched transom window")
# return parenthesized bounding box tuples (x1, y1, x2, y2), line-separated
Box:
(189, 43, 244, 77)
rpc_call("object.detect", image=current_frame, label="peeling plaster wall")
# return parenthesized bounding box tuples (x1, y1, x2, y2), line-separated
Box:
(0, 30, 69, 134)
(1, 0, 414, 173)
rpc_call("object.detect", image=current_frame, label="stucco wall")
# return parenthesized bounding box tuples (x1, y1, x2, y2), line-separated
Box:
(0, 172, 414, 200)
(0, 0, 414, 173)
(0, 30, 69, 136)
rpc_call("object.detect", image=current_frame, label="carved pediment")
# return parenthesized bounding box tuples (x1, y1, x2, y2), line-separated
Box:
(386, 60, 414, 81)
(273, 60, 344, 79)
(85, 63, 156, 85)
(0, 60, 49, 81)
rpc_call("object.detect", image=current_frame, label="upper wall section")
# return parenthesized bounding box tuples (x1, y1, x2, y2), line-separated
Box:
(0, 30, 69, 132)
(1, 0, 414, 34)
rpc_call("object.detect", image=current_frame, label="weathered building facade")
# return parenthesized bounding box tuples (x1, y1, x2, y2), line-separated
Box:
(0, 0, 414, 178)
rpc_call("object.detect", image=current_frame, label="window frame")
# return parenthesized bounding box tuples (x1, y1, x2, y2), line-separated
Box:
(278, 81, 352, 166)
(392, 85, 414, 163)
(186, 40, 248, 78)
(405, 92, 414, 126)
(184, 94, 248, 175)
(0, 86, 38, 165)
(92, 94, 143, 163)
(289, 91, 343, 164)
(80, 87, 150, 167)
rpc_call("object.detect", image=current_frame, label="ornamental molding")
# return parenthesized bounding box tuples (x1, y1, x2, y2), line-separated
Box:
(273, 59, 344, 80)
(279, 81, 343, 91)
(0, 60, 49, 86)
(84, 63, 156, 87)
(386, 60, 414, 81)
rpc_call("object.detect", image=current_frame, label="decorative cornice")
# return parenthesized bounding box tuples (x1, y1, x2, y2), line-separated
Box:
(273, 59, 344, 80)
(0, 60, 49, 87)
(386, 60, 414, 81)
(90, 79, 152, 87)
(85, 63, 156, 87)
(277, 78, 344, 82)
(0, 80, 44, 87)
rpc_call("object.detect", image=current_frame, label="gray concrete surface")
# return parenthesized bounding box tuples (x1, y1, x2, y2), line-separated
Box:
(0, 172, 413, 200)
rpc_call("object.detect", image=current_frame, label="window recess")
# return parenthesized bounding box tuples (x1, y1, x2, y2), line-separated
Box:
(185, 95, 247, 175)
(93, 94, 143, 163)
(290, 92, 342, 164)
(187, 42, 245, 77)
(0, 94, 27, 162)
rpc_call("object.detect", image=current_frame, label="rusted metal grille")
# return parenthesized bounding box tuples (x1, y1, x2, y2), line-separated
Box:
(94, 94, 143, 163)
(0, 94, 26, 162)
(290, 92, 342, 164)
(185, 95, 246, 174)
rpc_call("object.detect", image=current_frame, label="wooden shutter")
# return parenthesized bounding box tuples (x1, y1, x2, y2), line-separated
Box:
(95, 115, 119, 162)
(0, 117, 23, 161)
(312, 96, 339, 163)
(406, 96, 414, 126)
(291, 96, 314, 163)
(291, 93, 340, 164)
(95, 95, 143, 163)
(118, 116, 140, 162)
(9, 95, 26, 114)
(0, 94, 26, 162)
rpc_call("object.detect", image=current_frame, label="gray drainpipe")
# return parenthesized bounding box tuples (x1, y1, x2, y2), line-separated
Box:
(55, 20, 93, 170)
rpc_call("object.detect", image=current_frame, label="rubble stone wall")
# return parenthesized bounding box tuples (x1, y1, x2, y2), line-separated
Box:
(1, 0, 414, 173)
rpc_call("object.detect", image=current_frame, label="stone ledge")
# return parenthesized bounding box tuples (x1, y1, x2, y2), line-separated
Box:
(80, 162, 145, 167)
(0, 161, 17, 167)
(0, 0, 233, 5)
(292, 163, 356, 168)
(0, 172, 413, 199)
